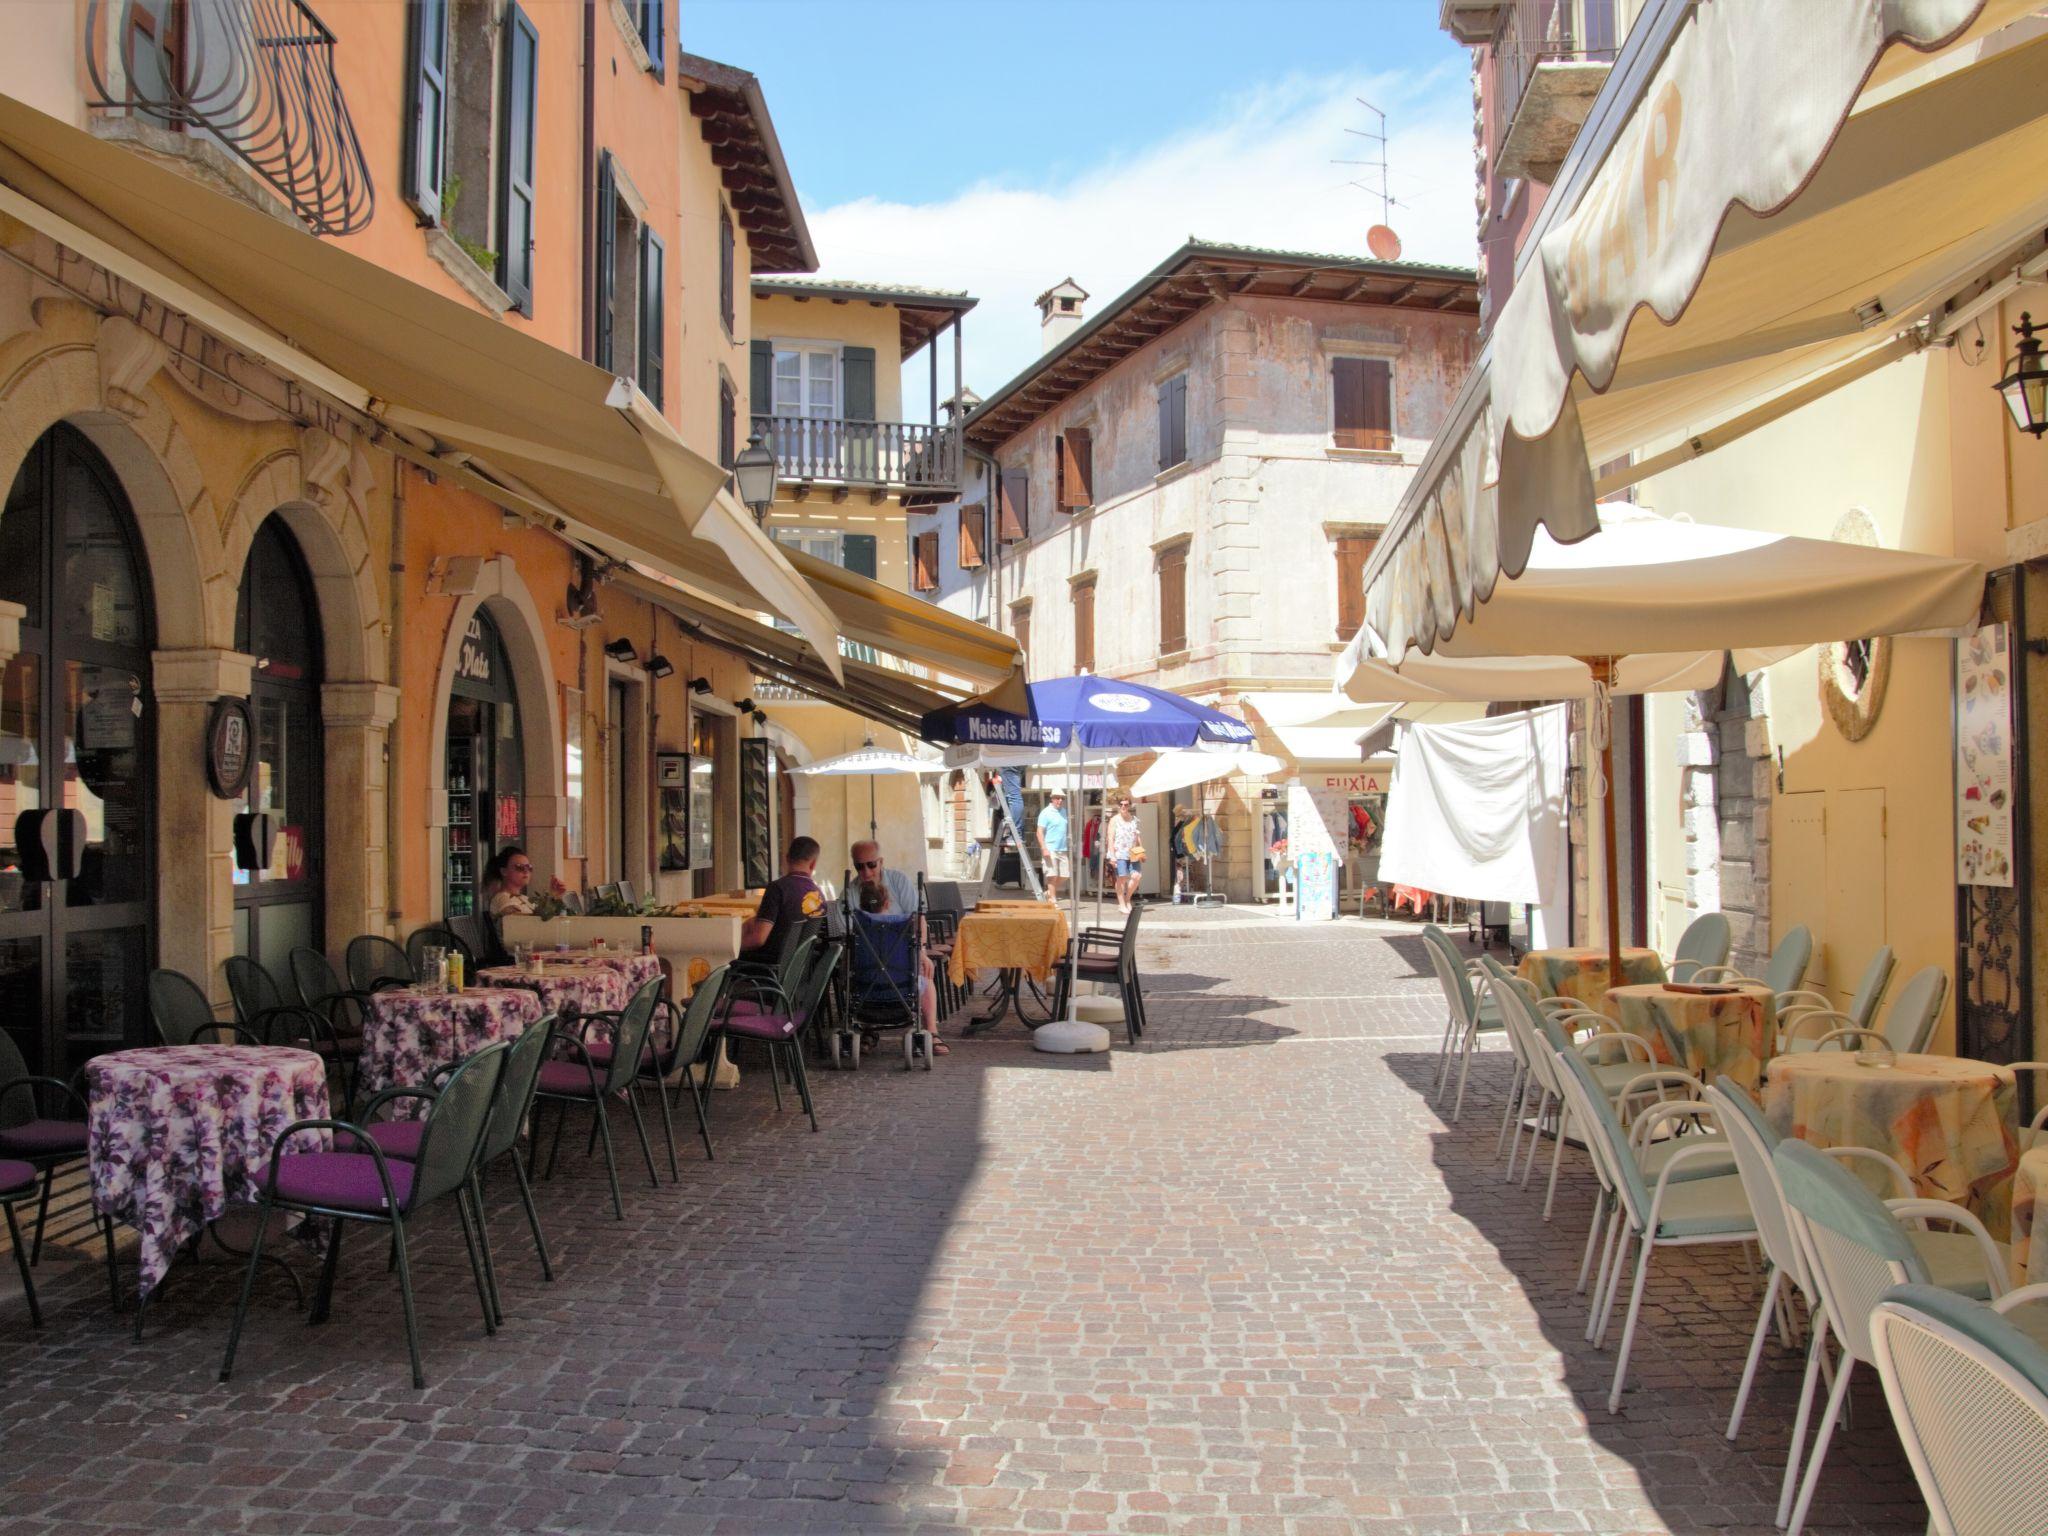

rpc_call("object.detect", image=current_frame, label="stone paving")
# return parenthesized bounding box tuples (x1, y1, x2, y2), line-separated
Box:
(0, 909, 1927, 1534)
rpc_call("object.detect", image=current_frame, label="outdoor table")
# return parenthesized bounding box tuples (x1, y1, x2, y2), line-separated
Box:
(2012, 1146, 2048, 1289)
(1520, 946, 1666, 1009)
(358, 985, 545, 1118)
(529, 950, 666, 994)
(478, 964, 629, 1018)
(1606, 982, 1777, 1094)
(86, 1045, 329, 1299)
(950, 905, 1072, 1031)
(1765, 1051, 2020, 1239)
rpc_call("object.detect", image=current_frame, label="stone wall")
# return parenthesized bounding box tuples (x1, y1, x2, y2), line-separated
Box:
(1682, 671, 1775, 975)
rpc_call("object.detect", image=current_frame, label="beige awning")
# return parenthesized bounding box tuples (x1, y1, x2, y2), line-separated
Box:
(0, 93, 850, 671)
(1365, 0, 2047, 663)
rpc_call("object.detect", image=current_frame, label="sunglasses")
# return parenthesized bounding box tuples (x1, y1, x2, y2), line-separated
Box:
(855, 860, 881, 871)
(509, 862, 533, 873)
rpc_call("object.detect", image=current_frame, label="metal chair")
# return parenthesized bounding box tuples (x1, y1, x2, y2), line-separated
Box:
(532, 977, 666, 1218)
(0, 1029, 119, 1305)
(225, 955, 355, 1109)
(1057, 901, 1146, 1046)
(1667, 912, 1733, 982)
(345, 934, 415, 994)
(146, 969, 260, 1047)
(1796, 964, 1949, 1057)
(1780, 944, 1895, 1051)
(405, 924, 475, 975)
(1, 1159, 47, 1325)
(219, 1039, 511, 1390)
(714, 937, 827, 1114)
(1692, 923, 1811, 996)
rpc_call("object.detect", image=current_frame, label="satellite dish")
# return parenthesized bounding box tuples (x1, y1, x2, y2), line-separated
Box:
(1367, 224, 1403, 261)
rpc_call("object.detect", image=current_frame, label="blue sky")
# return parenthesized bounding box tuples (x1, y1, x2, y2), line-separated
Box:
(682, 1, 1477, 406)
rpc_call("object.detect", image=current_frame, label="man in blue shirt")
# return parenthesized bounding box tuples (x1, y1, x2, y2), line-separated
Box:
(1035, 789, 1069, 903)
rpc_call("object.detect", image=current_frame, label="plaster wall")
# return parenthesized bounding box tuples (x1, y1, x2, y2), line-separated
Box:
(750, 293, 906, 423)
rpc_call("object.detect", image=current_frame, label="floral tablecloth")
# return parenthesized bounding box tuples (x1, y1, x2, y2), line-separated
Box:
(86, 1045, 330, 1298)
(948, 908, 1072, 987)
(530, 951, 665, 994)
(359, 986, 545, 1116)
(1764, 1052, 2020, 1239)
(2013, 1146, 2048, 1288)
(477, 965, 629, 1019)
(1520, 947, 1667, 1009)
(1607, 982, 1777, 1094)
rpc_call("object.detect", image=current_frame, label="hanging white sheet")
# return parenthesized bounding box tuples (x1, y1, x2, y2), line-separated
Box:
(1379, 705, 1570, 947)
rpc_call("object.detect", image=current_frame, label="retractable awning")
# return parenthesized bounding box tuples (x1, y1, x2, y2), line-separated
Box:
(0, 93, 846, 671)
(1364, 0, 2048, 664)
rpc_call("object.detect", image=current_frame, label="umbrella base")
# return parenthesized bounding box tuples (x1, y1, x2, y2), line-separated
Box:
(1033, 1018, 1112, 1054)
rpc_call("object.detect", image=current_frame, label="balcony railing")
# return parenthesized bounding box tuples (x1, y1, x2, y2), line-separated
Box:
(1493, 0, 1618, 181)
(754, 415, 962, 492)
(86, 0, 374, 235)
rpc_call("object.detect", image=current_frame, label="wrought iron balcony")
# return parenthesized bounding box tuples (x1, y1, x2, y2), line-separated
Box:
(753, 415, 962, 495)
(1492, 0, 1618, 183)
(86, 0, 374, 236)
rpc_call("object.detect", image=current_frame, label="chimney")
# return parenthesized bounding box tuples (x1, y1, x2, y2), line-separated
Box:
(1035, 278, 1089, 353)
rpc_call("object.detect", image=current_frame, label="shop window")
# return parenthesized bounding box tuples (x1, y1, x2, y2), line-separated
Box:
(1331, 356, 1393, 451)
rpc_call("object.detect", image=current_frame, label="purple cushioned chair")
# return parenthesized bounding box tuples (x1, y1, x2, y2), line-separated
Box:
(577, 965, 731, 1177)
(220, 1039, 510, 1390)
(532, 978, 666, 1220)
(710, 937, 826, 1127)
(1, 1157, 46, 1326)
(0, 1029, 119, 1307)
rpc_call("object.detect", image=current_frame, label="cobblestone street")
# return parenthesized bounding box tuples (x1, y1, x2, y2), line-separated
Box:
(0, 911, 1924, 1535)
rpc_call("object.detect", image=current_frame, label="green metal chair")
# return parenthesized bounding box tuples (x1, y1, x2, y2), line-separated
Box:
(532, 977, 665, 1218)
(220, 1039, 511, 1390)
(146, 968, 259, 1047)
(345, 933, 415, 994)
(226, 954, 356, 1110)
(0, 1029, 119, 1305)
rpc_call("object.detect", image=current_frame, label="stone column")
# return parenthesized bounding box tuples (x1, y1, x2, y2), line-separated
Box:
(322, 682, 399, 948)
(153, 647, 256, 1001)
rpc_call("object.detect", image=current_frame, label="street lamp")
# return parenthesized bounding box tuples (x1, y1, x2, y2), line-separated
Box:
(1996, 312, 2048, 438)
(732, 433, 779, 523)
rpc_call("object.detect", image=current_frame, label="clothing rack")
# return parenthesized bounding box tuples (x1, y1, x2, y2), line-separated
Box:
(1180, 782, 1227, 906)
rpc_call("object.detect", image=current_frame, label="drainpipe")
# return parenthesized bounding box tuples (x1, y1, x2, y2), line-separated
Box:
(385, 461, 408, 926)
(579, 0, 597, 360)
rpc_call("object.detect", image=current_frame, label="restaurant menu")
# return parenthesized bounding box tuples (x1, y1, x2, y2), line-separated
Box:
(1955, 622, 2014, 887)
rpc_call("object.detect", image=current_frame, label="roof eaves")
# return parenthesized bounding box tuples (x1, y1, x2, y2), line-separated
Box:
(679, 52, 819, 276)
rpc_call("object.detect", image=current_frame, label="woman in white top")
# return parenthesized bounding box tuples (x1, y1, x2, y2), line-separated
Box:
(483, 845, 536, 917)
(1107, 797, 1144, 916)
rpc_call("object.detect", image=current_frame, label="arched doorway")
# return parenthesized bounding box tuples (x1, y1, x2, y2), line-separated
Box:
(0, 425, 156, 1076)
(444, 608, 524, 917)
(232, 516, 323, 973)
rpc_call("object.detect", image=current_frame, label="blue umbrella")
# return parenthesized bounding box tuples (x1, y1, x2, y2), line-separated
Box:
(921, 675, 1257, 755)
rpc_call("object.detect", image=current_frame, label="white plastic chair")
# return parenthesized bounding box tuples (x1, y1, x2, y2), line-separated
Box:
(1868, 1284, 2048, 1536)
(1667, 912, 1733, 983)
(1465, 954, 1578, 1155)
(1771, 1139, 2009, 1533)
(1779, 945, 1895, 1052)
(1422, 924, 1505, 1121)
(1692, 923, 1812, 995)
(1793, 965, 1948, 1057)
(2003, 1063, 2048, 1151)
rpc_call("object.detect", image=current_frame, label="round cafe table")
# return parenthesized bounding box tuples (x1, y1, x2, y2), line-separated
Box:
(86, 1045, 329, 1299)
(2012, 1146, 2048, 1289)
(1764, 1051, 2020, 1239)
(477, 964, 629, 1020)
(1519, 946, 1667, 1010)
(1606, 982, 1778, 1094)
(529, 950, 665, 994)
(358, 986, 545, 1118)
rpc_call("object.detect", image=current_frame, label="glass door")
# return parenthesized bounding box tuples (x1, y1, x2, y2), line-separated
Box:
(0, 426, 155, 1078)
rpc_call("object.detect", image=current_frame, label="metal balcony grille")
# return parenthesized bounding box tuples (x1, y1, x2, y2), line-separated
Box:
(87, 0, 374, 236)
(1494, 0, 1619, 144)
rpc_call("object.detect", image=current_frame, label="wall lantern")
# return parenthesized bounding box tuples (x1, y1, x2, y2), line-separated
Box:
(603, 637, 639, 664)
(731, 433, 779, 523)
(646, 653, 675, 679)
(1996, 311, 2048, 437)
(734, 697, 757, 715)
(688, 676, 713, 695)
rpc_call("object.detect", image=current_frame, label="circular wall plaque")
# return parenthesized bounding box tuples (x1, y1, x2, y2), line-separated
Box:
(1819, 508, 1890, 742)
(207, 697, 255, 799)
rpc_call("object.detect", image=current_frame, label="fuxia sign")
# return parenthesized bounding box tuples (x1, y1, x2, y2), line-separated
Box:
(1316, 771, 1386, 794)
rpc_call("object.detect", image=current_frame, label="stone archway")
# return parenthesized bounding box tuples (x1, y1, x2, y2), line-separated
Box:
(425, 557, 564, 909)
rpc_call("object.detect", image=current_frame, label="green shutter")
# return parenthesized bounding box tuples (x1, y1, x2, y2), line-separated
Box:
(750, 339, 772, 421)
(841, 346, 876, 422)
(840, 533, 878, 579)
(404, 0, 448, 222)
(593, 152, 616, 369)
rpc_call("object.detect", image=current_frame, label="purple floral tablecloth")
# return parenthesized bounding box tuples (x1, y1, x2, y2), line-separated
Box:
(358, 986, 545, 1116)
(476, 965, 629, 1019)
(86, 1045, 330, 1298)
(534, 951, 665, 993)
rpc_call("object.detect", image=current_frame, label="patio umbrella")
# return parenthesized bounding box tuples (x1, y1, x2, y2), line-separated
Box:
(922, 676, 1258, 1052)
(1130, 748, 1287, 798)
(1338, 504, 1985, 982)
(791, 739, 946, 838)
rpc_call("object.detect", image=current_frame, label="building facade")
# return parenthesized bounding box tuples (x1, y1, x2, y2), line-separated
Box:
(922, 242, 1477, 900)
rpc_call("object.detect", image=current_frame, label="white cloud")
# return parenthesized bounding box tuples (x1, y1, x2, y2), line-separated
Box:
(799, 66, 1477, 415)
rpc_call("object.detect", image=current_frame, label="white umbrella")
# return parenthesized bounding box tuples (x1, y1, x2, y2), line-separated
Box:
(1131, 748, 1286, 798)
(792, 739, 946, 837)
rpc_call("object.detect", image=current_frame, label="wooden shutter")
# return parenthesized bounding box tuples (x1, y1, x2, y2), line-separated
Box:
(1334, 534, 1376, 641)
(1072, 581, 1096, 672)
(641, 0, 665, 78)
(998, 467, 1029, 542)
(592, 151, 616, 369)
(841, 346, 876, 422)
(403, 0, 448, 223)
(749, 338, 772, 421)
(1157, 373, 1187, 471)
(719, 209, 736, 333)
(912, 530, 940, 592)
(840, 533, 878, 579)
(959, 505, 987, 569)
(637, 226, 665, 408)
(1157, 543, 1188, 654)
(1059, 427, 1092, 509)
(718, 378, 735, 469)
(1332, 357, 1393, 450)
(495, 3, 538, 314)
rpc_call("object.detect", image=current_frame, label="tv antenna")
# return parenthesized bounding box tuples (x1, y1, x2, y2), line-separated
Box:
(1333, 97, 1405, 260)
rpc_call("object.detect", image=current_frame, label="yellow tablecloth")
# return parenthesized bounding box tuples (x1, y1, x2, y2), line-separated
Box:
(1607, 983, 1778, 1094)
(1519, 947, 1666, 1009)
(1764, 1052, 2020, 1239)
(2014, 1146, 2048, 1287)
(948, 907, 1072, 986)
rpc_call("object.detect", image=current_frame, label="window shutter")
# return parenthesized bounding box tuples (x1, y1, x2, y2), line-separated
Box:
(1060, 427, 1092, 509)
(912, 530, 939, 592)
(642, 0, 665, 79)
(1333, 357, 1393, 450)
(1360, 358, 1392, 450)
(959, 505, 987, 569)
(841, 346, 876, 423)
(1072, 581, 1096, 672)
(1334, 534, 1375, 641)
(495, 3, 538, 314)
(403, 0, 448, 223)
(1157, 374, 1187, 471)
(719, 210, 737, 334)
(593, 151, 616, 369)
(749, 338, 772, 422)
(840, 533, 878, 579)
(637, 226, 665, 408)
(718, 378, 735, 470)
(998, 467, 1028, 542)
(1158, 544, 1188, 654)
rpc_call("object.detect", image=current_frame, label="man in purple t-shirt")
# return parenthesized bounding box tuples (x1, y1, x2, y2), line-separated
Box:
(739, 836, 825, 969)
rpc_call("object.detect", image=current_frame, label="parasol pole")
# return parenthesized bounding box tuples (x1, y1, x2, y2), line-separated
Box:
(1581, 656, 1623, 989)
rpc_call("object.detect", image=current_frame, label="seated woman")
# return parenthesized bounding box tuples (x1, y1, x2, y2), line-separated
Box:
(855, 880, 946, 1053)
(483, 846, 536, 917)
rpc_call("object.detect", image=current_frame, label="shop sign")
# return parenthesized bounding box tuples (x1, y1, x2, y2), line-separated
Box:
(206, 697, 254, 799)
(1315, 771, 1387, 795)
(456, 615, 493, 687)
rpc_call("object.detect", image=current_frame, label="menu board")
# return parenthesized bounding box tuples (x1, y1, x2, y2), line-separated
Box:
(1955, 622, 2014, 887)
(740, 737, 774, 890)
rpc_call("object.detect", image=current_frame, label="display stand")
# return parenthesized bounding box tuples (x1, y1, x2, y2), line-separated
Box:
(1189, 781, 1227, 906)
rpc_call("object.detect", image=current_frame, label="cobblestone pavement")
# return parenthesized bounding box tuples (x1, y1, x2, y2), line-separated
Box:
(0, 910, 1925, 1535)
